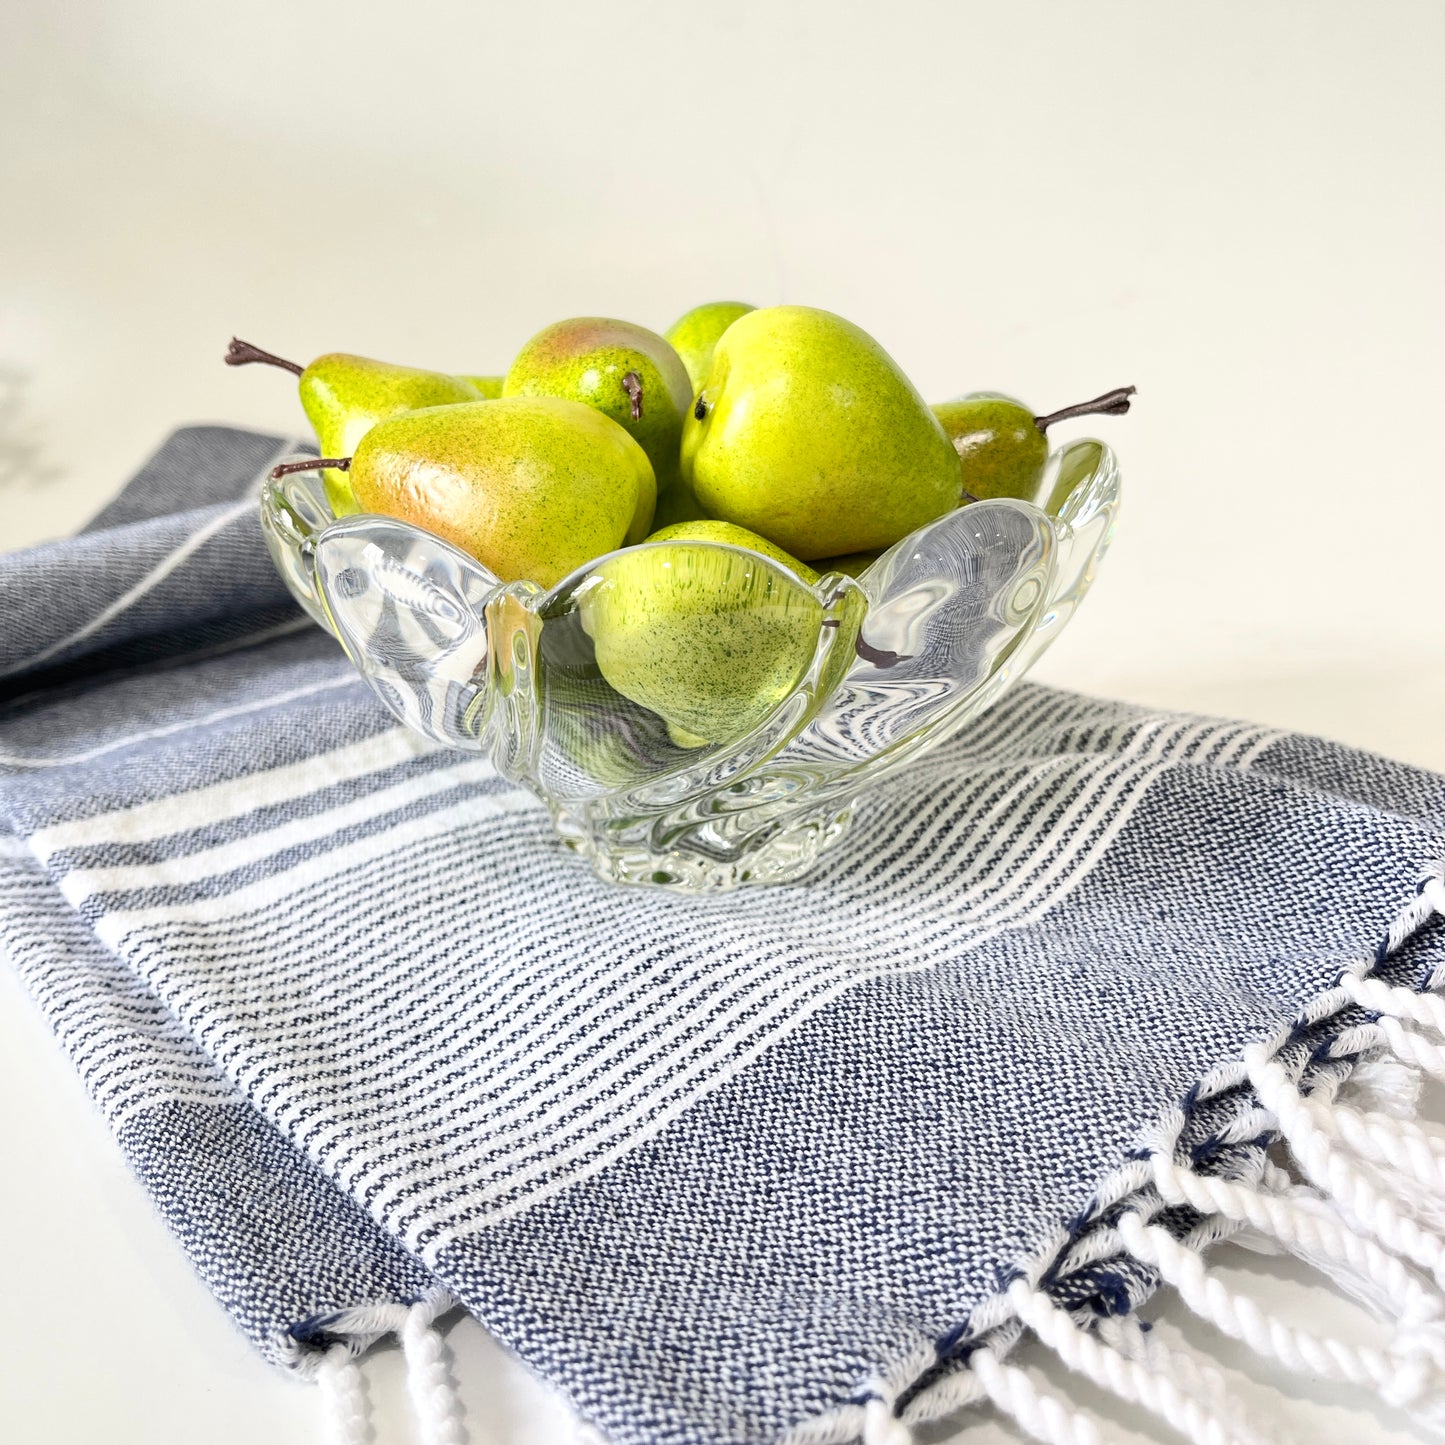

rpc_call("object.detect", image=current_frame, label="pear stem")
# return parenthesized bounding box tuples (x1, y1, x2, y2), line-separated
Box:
(621, 370, 644, 420)
(1034, 385, 1136, 434)
(270, 457, 350, 480)
(226, 337, 305, 377)
(855, 635, 910, 668)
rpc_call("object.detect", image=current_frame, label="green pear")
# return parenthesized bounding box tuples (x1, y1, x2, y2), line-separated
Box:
(225, 339, 480, 516)
(644, 520, 820, 583)
(933, 395, 1048, 503)
(461, 375, 505, 399)
(349, 398, 655, 588)
(814, 549, 881, 579)
(503, 318, 692, 493)
(663, 301, 755, 392)
(577, 527, 825, 748)
(681, 306, 962, 560)
(649, 478, 709, 530)
(933, 387, 1136, 504)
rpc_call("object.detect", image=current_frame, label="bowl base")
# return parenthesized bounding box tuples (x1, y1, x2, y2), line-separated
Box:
(556, 803, 857, 894)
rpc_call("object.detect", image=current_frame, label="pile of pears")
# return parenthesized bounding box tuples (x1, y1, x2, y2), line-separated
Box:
(231, 306, 1131, 749)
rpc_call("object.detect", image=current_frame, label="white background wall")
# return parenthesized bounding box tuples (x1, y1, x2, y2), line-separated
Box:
(0, 5, 1442, 1442)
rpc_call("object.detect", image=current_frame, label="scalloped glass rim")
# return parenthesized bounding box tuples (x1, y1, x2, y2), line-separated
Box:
(259, 439, 1120, 889)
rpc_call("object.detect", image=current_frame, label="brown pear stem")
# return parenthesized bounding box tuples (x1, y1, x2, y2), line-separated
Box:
(855, 636, 911, 668)
(226, 337, 305, 377)
(621, 370, 644, 420)
(1034, 385, 1136, 435)
(270, 457, 350, 480)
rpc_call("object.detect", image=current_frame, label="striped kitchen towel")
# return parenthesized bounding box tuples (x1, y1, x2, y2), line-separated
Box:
(3, 425, 1445, 1445)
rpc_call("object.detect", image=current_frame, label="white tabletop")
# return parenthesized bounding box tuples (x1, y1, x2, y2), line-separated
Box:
(1, 3, 1441, 1441)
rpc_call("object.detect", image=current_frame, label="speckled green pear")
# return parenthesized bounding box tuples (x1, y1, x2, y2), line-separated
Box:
(298, 356, 481, 516)
(644, 520, 820, 584)
(461, 375, 505, 399)
(934, 386, 1137, 506)
(932, 394, 1048, 504)
(681, 306, 962, 560)
(504, 318, 693, 494)
(663, 301, 755, 392)
(578, 528, 825, 749)
(349, 398, 655, 589)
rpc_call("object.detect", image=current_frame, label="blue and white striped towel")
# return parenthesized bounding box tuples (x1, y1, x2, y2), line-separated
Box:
(4, 426, 1444, 1444)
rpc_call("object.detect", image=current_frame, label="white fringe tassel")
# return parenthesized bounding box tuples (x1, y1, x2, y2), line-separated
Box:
(942, 868, 1445, 1445)
(968, 1346, 1104, 1445)
(861, 1395, 913, 1445)
(401, 1298, 468, 1445)
(316, 1291, 467, 1445)
(1247, 1046, 1445, 1290)
(317, 1343, 368, 1445)
(1243, 1160, 1445, 1324)
(1005, 1279, 1253, 1445)
(1094, 1313, 1281, 1445)
(1118, 1210, 1445, 1413)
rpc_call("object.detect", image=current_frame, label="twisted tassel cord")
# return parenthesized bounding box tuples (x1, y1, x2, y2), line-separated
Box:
(401, 1299, 468, 1445)
(1095, 1314, 1282, 1445)
(1152, 1153, 1444, 1326)
(1376, 1015, 1445, 1082)
(1005, 1280, 1252, 1445)
(1317, 1096, 1445, 1194)
(313, 1294, 465, 1445)
(968, 1347, 1105, 1445)
(1118, 1212, 1445, 1409)
(1247, 1046, 1445, 1291)
(1343, 972, 1445, 1036)
(1251, 1161, 1444, 1325)
(861, 1396, 913, 1445)
(317, 1344, 369, 1445)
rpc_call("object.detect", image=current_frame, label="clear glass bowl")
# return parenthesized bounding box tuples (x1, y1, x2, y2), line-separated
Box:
(260, 440, 1120, 891)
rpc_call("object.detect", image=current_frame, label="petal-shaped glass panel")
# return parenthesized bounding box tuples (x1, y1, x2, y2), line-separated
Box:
(783, 498, 1053, 773)
(259, 463, 336, 630)
(312, 517, 502, 750)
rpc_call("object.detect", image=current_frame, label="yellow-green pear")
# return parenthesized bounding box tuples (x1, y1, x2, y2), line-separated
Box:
(349, 398, 655, 588)
(461, 375, 505, 399)
(649, 479, 709, 530)
(644, 520, 820, 583)
(225, 339, 481, 516)
(681, 306, 962, 560)
(815, 549, 881, 579)
(504, 318, 692, 493)
(577, 525, 824, 748)
(663, 301, 755, 392)
(932, 387, 1134, 504)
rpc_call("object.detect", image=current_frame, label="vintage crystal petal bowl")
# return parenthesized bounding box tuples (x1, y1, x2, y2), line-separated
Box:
(261, 440, 1120, 891)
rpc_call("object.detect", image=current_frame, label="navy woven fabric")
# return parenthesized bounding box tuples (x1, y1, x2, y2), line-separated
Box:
(3, 427, 1443, 1443)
